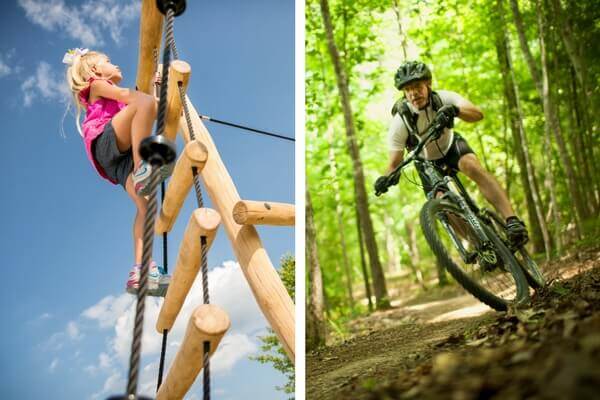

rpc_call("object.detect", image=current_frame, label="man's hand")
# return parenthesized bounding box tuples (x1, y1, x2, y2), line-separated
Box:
(374, 176, 390, 196)
(374, 172, 400, 196)
(435, 104, 460, 129)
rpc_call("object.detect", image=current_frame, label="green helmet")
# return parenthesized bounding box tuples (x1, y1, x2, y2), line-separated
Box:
(394, 61, 432, 90)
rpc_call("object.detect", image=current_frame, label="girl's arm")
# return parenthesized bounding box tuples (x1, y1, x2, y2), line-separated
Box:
(90, 79, 137, 104)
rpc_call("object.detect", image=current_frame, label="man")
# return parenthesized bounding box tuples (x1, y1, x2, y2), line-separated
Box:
(374, 61, 528, 246)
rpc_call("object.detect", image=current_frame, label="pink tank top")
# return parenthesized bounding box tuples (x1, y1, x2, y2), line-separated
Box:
(79, 77, 127, 184)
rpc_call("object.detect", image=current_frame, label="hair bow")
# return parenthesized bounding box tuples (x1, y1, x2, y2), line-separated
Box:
(62, 48, 89, 65)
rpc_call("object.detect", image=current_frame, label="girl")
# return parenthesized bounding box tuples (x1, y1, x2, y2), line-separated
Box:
(63, 48, 171, 295)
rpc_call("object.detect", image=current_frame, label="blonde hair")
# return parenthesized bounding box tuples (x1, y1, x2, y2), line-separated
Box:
(64, 50, 108, 136)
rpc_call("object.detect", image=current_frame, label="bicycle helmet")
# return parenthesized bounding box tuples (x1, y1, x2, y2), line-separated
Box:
(394, 61, 432, 90)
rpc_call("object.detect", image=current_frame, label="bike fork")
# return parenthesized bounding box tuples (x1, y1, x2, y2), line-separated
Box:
(438, 216, 477, 263)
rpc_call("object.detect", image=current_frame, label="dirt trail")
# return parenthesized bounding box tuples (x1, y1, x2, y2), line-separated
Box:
(306, 247, 600, 400)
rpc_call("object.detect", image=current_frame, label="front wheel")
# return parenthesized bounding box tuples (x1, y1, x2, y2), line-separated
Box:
(420, 198, 530, 311)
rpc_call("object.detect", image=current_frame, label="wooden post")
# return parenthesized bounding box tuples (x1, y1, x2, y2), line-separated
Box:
(233, 200, 295, 226)
(156, 304, 230, 400)
(136, 0, 163, 95)
(156, 209, 221, 333)
(179, 96, 295, 360)
(164, 60, 191, 141)
(155, 140, 208, 234)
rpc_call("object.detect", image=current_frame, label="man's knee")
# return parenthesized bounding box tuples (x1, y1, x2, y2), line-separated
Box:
(458, 154, 485, 180)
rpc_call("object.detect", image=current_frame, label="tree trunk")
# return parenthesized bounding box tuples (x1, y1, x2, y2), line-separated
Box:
(548, 0, 599, 207)
(391, 0, 409, 60)
(405, 221, 428, 289)
(568, 66, 600, 212)
(319, 0, 390, 309)
(306, 190, 327, 350)
(328, 130, 355, 310)
(356, 208, 373, 312)
(548, 0, 589, 95)
(511, 0, 588, 232)
(534, 0, 564, 252)
(384, 215, 401, 274)
(495, 0, 552, 259)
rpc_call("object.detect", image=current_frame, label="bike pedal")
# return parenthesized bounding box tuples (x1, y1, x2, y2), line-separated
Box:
(465, 251, 478, 264)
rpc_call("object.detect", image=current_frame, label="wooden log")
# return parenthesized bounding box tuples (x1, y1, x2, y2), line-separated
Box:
(164, 60, 191, 142)
(233, 200, 295, 226)
(156, 304, 230, 400)
(156, 208, 221, 333)
(155, 140, 208, 234)
(136, 0, 163, 95)
(179, 96, 295, 360)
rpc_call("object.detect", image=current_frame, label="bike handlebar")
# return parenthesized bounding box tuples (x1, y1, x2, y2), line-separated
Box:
(383, 120, 445, 189)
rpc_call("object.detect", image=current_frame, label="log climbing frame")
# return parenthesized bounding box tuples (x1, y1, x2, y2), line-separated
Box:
(115, 1, 295, 399)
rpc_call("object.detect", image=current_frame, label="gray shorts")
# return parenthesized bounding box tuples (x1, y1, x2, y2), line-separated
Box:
(92, 120, 133, 188)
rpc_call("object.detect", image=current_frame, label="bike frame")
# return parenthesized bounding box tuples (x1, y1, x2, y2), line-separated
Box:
(420, 160, 494, 264)
(386, 122, 496, 264)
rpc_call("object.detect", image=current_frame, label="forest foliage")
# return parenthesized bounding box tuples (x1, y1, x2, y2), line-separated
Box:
(306, 0, 599, 343)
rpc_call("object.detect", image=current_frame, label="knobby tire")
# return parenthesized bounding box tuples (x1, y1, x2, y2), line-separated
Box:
(420, 198, 529, 311)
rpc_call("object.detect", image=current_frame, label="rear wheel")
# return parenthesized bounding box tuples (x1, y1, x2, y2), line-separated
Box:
(420, 198, 529, 311)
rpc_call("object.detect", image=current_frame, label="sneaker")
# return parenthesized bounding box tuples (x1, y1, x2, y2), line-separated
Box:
(126, 261, 164, 295)
(148, 261, 160, 290)
(506, 216, 529, 248)
(149, 263, 171, 297)
(132, 161, 152, 195)
(126, 264, 141, 294)
(133, 161, 175, 196)
(157, 265, 171, 286)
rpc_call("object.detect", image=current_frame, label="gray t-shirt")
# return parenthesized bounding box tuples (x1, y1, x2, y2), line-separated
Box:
(387, 90, 467, 160)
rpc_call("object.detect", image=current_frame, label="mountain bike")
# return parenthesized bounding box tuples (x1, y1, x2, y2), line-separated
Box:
(376, 120, 545, 311)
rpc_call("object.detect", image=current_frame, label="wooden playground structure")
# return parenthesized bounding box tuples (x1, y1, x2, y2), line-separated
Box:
(134, 1, 295, 398)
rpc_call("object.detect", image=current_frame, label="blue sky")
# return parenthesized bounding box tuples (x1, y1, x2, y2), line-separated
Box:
(0, 1, 294, 399)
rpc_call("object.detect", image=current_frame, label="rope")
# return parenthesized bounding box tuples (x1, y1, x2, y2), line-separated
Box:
(198, 114, 295, 142)
(168, 9, 212, 400)
(156, 329, 168, 390)
(155, 41, 170, 392)
(166, 18, 292, 144)
(126, 6, 176, 397)
(179, 80, 212, 400)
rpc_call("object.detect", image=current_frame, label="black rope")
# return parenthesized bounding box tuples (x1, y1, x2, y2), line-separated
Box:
(170, 13, 212, 399)
(126, 6, 176, 397)
(156, 329, 168, 391)
(164, 22, 293, 144)
(179, 83, 212, 400)
(199, 114, 295, 142)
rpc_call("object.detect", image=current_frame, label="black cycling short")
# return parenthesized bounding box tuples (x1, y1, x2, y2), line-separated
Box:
(415, 132, 475, 196)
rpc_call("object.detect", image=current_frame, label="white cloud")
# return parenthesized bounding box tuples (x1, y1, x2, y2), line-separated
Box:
(83, 261, 270, 399)
(0, 60, 11, 78)
(17, 0, 139, 47)
(82, 294, 134, 329)
(99, 352, 111, 369)
(211, 333, 258, 373)
(20, 61, 71, 107)
(67, 321, 83, 340)
(40, 331, 65, 352)
(0, 49, 17, 78)
(49, 358, 59, 372)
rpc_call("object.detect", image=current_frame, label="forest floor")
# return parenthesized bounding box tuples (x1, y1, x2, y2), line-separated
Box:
(306, 245, 600, 400)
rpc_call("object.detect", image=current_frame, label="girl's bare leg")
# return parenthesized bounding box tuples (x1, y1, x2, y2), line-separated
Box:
(110, 92, 158, 167)
(125, 174, 147, 264)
